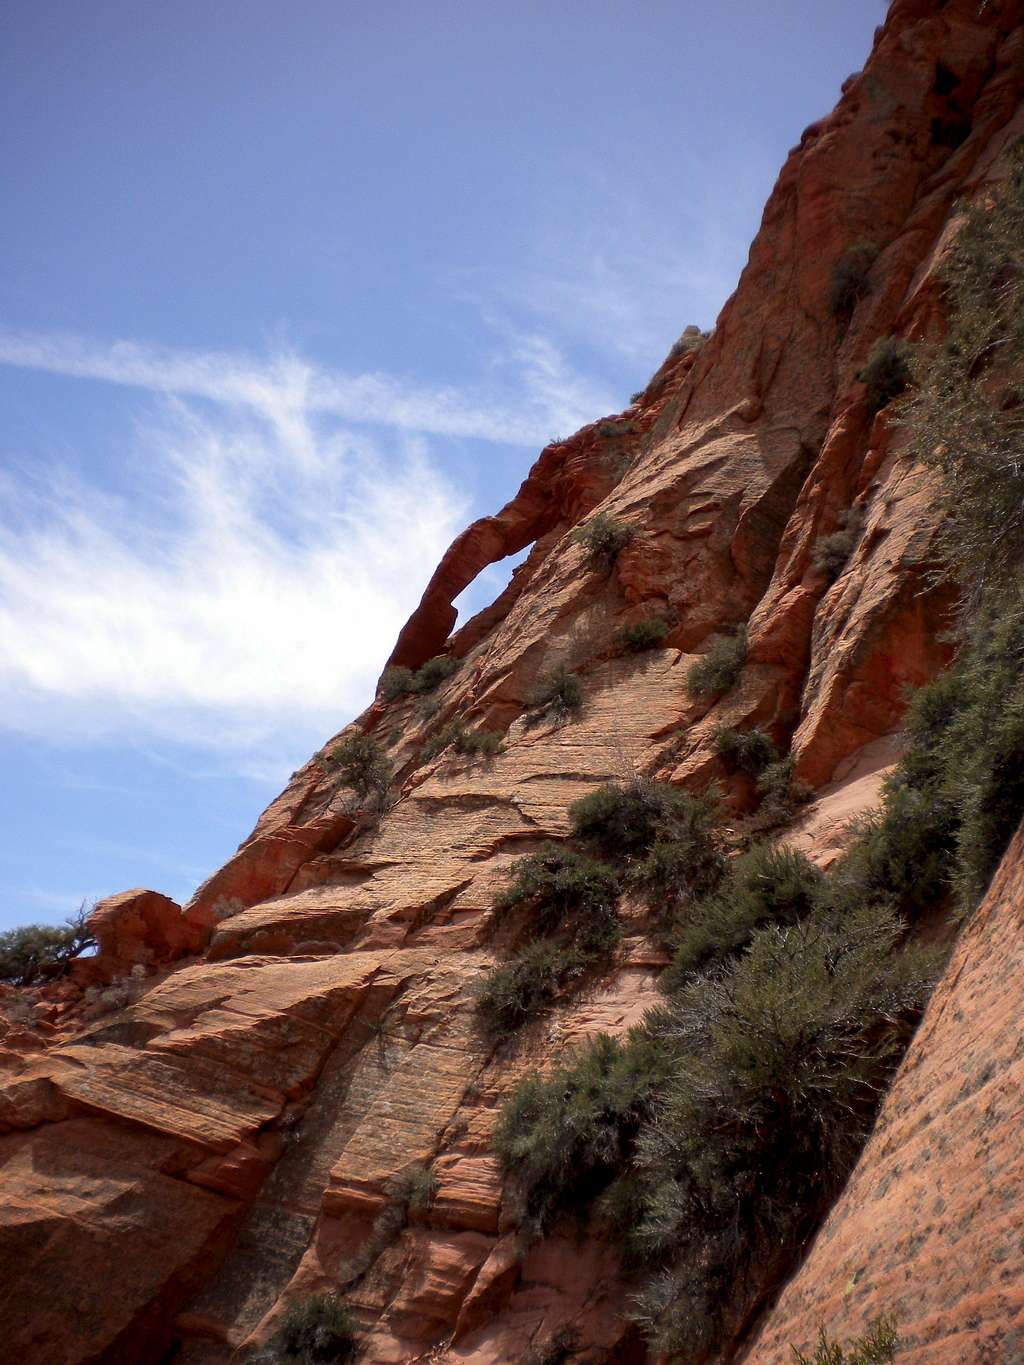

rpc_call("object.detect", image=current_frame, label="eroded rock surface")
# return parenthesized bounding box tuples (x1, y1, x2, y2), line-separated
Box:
(3, 1, 1024, 1361)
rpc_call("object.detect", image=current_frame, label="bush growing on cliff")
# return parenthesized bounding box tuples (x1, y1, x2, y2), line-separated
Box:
(902, 144, 1024, 591)
(858, 336, 911, 413)
(660, 841, 823, 990)
(793, 1316, 899, 1365)
(330, 734, 391, 803)
(495, 844, 620, 948)
(713, 724, 778, 775)
(475, 942, 588, 1040)
(842, 592, 1024, 918)
(477, 843, 623, 1038)
(829, 241, 880, 319)
(496, 902, 936, 1356)
(529, 664, 583, 721)
(812, 506, 865, 583)
(266, 1292, 360, 1364)
(0, 904, 94, 986)
(685, 624, 747, 698)
(631, 906, 937, 1356)
(422, 721, 503, 762)
(569, 779, 698, 861)
(617, 616, 669, 653)
(572, 511, 636, 569)
(380, 655, 460, 701)
(493, 1031, 671, 1239)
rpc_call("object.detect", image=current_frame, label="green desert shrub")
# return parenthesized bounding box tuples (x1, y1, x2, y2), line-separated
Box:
(423, 721, 503, 761)
(660, 841, 823, 990)
(713, 725, 778, 775)
(812, 506, 865, 583)
(751, 754, 812, 828)
(380, 655, 459, 701)
(495, 844, 620, 948)
(624, 792, 725, 919)
(829, 241, 880, 319)
(572, 511, 636, 568)
(475, 942, 587, 1041)
(330, 734, 391, 802)
(820, 592, 1024, 922)
(266, 1293, 360, 1364)
(493, 1031, 672, 1239)
(0, 907, 95, 986)
(617, 617, 669, 652)
(529, 664, 583, 720)
(569, 779, 698, 861)
(630, 906, 938, 1356)
(413, 654, 461, 691)
(858, 335, 911, 413)
(686, 624, 747, 698)
(388, 1162, 438, 1212)
(902, 144, 1024, 588)
(380, 666, 416, 701)
(793, 1316, 899, 1365)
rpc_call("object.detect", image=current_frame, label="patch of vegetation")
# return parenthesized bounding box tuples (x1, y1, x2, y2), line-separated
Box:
(494, 1031, 672, 1239)
(713, 724, 778, 775)
(495, 844, 620, 949)
(477, 843, 623, 1039)
(631, 906, 934, 1360)
(0, 904, 94, 986)
(829, 241, 880, 319)
(812, 506, 865, 583)
(388, 1162, 438, 1213)
(380, 654, 460, 701)
(569, 780, 698, 860)
(422, 721, 504, 762)
(265, 1293, 360, 1364)
(496, 902, 935, 1356)
(660, 841, 823, 990)
(475, 942, 589, 1041)
(685, 624, 747, 699)
(617, 617, 668, 652)
(630, 390, 645, 405)
(571, 511, 636, 569)
(836, 593, 1024, 917)
(902, 143, 1024, 590)
(329, 734, 392, 803)
(529, 664, 583, 721)
(793, 1316, 899, 1365)
(858, 335, 911, 413)
(566, 780, 726, 928)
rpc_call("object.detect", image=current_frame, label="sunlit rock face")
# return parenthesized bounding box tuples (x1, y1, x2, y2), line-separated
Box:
(3, 1, 1024, 1360)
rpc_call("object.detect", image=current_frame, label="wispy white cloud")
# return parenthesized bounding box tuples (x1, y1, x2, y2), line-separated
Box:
(0, 377, 467, 761)
(0, 324, 613, 448)
(0, 321, 623, 773)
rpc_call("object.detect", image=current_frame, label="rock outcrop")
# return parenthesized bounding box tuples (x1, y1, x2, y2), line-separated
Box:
(3, 1, 1024, 1361)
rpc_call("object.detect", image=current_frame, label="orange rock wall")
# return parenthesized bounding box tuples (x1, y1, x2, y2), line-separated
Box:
(2, 2, 1024, 1362)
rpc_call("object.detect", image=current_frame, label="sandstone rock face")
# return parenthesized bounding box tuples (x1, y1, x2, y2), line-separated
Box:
(3, 1, 1024, 1361)
(85, 888, 205, 976)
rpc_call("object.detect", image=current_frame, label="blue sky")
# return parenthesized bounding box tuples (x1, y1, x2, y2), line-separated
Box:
(0, 0, 887, 929)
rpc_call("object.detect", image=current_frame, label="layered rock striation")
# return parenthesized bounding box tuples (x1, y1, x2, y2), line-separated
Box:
(3, 1, 1024, 1361)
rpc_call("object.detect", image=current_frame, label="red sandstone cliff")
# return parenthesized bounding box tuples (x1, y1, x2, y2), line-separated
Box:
(3, 2, 1024, 1361)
